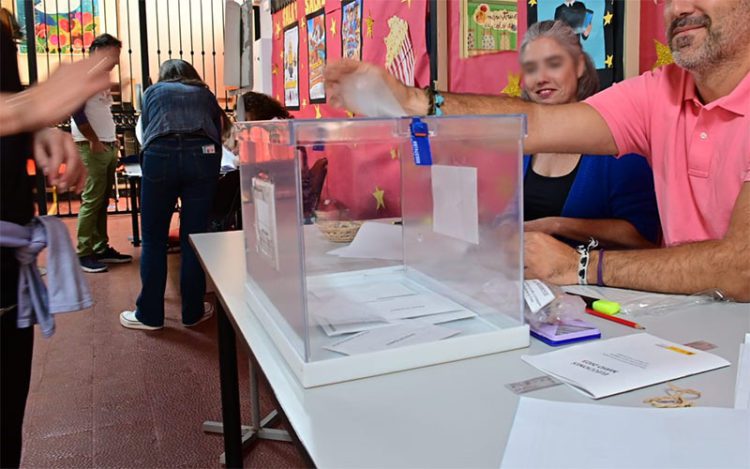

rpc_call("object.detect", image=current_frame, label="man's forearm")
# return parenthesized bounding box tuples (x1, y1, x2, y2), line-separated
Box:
(588, 240, 750, 301)
(1, 91, 40, 136)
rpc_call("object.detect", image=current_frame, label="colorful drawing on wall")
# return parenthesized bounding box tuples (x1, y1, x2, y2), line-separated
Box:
(284, 24, 300, 110)
(15, 0, 101, 54)
(529, 0, 623, 89)
(341, 0, 363, 60)
(536, 0, 605, 68)
(307, 10, 326, 103)
(460, 0, 518, 58)
(384, 16, 415, 86)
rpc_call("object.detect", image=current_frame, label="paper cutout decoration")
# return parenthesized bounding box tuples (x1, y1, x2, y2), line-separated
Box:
(604, 54, 613, 68)
(461, 0, 518, 58)
(373, 186, 386, 210)
(365, 10, 375, 38)
(384, 16, 416, 86)
(342, 0, 363, 60)
(501, 72, 521, 97)
(307, 10, 326, 103)
(603, 9, 613, 26)
(284, 24, 300, 109)
(653, 39, 673, 69)
(330, 17, 337, 36)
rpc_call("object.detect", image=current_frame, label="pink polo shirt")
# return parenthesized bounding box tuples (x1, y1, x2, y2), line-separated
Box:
(585, 65, 750, 246)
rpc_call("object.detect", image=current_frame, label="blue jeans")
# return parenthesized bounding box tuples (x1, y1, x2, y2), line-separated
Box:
(136, 135, 220, 326)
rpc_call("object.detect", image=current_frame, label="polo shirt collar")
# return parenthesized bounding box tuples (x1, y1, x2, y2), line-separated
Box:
(684, 68, 749, 116)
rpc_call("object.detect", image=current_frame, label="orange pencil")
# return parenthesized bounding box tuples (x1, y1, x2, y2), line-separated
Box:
(585, 308, 645, 330)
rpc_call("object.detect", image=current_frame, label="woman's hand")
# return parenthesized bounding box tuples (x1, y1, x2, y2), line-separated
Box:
(33, 128, 87, 193)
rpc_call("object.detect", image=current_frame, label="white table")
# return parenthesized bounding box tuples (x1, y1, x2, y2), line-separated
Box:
(190, 231, 749, 468)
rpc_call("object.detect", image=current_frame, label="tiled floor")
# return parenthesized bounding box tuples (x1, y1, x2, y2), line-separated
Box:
(21, 214, 307, 468)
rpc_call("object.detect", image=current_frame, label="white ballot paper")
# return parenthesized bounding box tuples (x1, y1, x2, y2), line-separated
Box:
(501, 397, 750, 469)
(522, 333, 730, 399)
(431, 165, 479, 244)
(324, 322, 460, 355)
(327, 221, 403, 261)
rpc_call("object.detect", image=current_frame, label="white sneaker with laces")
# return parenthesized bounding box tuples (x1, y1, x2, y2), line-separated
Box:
(183, 302, 215, 327)
(120, 310, 163, 330)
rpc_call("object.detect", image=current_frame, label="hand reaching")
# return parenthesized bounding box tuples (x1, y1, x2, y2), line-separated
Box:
(33, 128, 87, 193)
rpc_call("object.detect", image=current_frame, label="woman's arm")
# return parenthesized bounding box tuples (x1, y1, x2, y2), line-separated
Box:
(524, 217, 657, 249)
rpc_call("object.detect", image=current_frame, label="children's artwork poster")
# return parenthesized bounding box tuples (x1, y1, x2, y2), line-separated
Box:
(384, 16, 415, 86)
(460, 0, 518, 58)
(307, 10, 326, 103)
(284, 24, 300, 109)
(15, 0, 101, 54)
(528, 0, 623, 88)
(341, 0, 363, 60)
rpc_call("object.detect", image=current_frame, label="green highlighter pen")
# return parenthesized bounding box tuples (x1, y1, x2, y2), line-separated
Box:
(574, 294, 621, 315)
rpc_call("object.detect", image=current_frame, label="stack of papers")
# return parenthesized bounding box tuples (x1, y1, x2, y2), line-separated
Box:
(735, 333, 750, 409)
(326, 221, 403, 261)
(501, 398, 750, 468)
(522, 333, 730, 399)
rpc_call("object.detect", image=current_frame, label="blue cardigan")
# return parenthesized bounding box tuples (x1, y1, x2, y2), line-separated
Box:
(523, 154, 661, 244)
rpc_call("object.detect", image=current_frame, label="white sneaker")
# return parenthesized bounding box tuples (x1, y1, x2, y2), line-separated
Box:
(119, 310, 163, 330)
(183, 302, 215, 327)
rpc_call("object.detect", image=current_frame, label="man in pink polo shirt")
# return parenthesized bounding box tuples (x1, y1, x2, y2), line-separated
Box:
(325, 0, 750, 301)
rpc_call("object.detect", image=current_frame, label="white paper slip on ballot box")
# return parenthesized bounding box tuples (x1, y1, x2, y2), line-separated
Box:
(237, 116, 529, 387)
(522, 333, 731, 399)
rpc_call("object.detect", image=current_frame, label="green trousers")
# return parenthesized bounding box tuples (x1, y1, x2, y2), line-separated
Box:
(76, 142, 118, 256)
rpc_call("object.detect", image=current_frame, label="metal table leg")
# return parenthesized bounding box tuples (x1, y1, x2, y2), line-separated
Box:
(216, 302, 244, 468)
(128, 175, 141, 247)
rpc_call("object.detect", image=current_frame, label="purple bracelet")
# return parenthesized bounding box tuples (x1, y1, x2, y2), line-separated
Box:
(597, 249, 606, 287)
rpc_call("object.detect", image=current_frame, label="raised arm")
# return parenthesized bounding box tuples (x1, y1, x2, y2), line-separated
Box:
(324, 59, 618, 155)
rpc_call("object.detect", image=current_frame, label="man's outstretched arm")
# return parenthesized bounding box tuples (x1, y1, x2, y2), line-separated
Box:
(324, 59, 618, 155)
(525, 182, 750, 302)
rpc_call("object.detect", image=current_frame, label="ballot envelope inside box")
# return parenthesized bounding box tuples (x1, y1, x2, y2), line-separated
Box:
(236, 116, 529, 388)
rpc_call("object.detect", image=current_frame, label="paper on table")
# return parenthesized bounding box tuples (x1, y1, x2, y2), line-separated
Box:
(500, 397, 750, 469)
(310, 281, 415, 303)
(735, 333, 750, 409)
(327, 221, 403, 261)
(411, 309, 477, 325)
(324, 322, 460, 355)
(522, 333, 730, 399)
(366, 292, 468, 321)
(431, 165, 479, 244)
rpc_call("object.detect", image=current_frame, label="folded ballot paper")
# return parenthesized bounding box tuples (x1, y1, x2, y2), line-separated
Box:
(522, 333, 730, 399)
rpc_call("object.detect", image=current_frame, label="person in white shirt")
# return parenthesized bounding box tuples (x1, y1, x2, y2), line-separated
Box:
(71, 34, 132, 273)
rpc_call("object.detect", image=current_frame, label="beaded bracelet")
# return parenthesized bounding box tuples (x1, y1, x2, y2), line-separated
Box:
(424, 86, 444, 116)
(576, 238, 599, 285)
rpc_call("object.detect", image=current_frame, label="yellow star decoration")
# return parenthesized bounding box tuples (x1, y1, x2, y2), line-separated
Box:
(653, 39, 674, 69)
(302, 98, 307, 107)
(275, 22, 281, 40)
(401, 0, 412, 8)
(390, 148, 399, 160)
(501, 72, 521, 97)
(345, 110, 355, 118)
(275, 94, 281, 102)
(330, 18, 337, 36)
(528, 0, 537, 6)
(314, 105, 322, 119)
(272, 64, 279, 75)
(279, 49, 284, 61)
(604, 54, 613, 68)
(372, 186, 386, 210)
(366, 11, 375, 38)
(603, 11, 614, 26)
(300, 18, 305, 30)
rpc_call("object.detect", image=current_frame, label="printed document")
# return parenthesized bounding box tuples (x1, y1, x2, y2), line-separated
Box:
(522, 333, 730, 399)
(500, 397, 750, 469)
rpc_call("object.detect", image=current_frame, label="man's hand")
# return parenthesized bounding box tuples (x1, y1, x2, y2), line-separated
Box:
(0, 53, 116, 136)
(90, 140, 107, 154)
(324, 59, 427, 115)
(33, 128, 87, 193)
(524, 231, 579, 285)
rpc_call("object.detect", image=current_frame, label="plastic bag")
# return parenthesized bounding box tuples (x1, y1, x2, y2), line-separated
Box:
(523, 280, 586, 328)
(620, 289, 732, 318)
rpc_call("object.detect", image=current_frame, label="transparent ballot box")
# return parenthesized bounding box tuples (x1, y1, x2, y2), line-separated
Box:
(237, 116, 529, 387)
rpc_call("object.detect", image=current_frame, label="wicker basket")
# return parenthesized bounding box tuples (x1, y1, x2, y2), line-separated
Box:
(316, 220, 363, 243)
